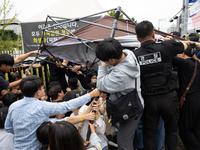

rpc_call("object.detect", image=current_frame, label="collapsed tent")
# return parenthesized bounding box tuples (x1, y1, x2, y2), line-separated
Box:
(38, 7, 183, 70)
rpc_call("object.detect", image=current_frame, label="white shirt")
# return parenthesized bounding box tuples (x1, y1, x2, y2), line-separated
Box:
(0, 129, 14, 150)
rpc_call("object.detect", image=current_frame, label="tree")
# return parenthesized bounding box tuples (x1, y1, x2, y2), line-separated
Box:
(0, 0, 21, 54)
(0, 0, 18, 37)
(0, 30, 18, 41)
(107, 10, 123, 19)
(131, 17, 137, 23)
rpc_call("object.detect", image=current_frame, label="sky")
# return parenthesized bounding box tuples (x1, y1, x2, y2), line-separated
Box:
(5, 0, 185, 32)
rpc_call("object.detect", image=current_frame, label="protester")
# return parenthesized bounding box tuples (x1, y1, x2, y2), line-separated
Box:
(36, 122, 52, 150)
(21, 55, 68, 93)
(48, 121, 101, 150)
(5, 75, 100, 150)
(48, 84, 96, 124)
(0, 51, 39, 96)
(67, 62, 97, 89)
(2, 92, 17, 107)
(68, 92, 107, 150)
(68, 77, 86, 94)
(134, 20, 188, 150)
(173, 44, 200, 149)
(96, 37, 144, 150)
(48, 84, 65, 102)
(39, 88, 48, 101)
(86, 73, 97, 91)
(10, 72, 24, 99)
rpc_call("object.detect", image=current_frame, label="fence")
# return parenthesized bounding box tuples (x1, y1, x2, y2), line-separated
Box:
(1, 50, 50, 88)
(5, 65, 50, 89)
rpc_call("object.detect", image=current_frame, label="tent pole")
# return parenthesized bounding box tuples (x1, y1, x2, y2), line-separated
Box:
(110, 6, 121, 38)
(48, 16, 94, 52)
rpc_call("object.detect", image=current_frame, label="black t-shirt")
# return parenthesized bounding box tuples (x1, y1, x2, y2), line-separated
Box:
(0, 70, 9, 94)
(40, 56, 66, 82)
(173, 57, 200, 93)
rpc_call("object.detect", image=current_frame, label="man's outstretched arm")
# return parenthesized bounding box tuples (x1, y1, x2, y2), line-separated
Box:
(14, 50, 40, 65)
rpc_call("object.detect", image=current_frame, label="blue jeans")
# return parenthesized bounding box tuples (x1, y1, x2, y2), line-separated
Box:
(136, 117, 165, 150)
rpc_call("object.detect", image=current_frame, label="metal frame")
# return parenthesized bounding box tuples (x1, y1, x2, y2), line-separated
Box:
(29, 6, 136, 71)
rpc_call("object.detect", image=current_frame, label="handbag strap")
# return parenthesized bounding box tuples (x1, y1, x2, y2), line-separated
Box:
(181, 60, 197, 98)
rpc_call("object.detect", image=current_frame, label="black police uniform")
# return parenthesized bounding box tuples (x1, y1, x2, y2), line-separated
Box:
(134, 40, 184, 150)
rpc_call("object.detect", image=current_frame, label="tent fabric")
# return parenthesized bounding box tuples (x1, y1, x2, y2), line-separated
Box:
(42, 16, 184, 70)
(24, 0, 105, 22)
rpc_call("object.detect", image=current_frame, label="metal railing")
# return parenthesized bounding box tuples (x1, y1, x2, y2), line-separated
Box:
(5, 64, 50, 88)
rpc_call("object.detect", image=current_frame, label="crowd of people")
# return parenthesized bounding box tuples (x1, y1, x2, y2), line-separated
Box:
(0, 20, 200, 150)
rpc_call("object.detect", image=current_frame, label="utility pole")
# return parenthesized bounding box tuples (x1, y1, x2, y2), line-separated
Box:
(181, 0, 189, 36)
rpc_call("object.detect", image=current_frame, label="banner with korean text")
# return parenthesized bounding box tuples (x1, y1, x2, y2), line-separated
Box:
(21, 16, 100, 53)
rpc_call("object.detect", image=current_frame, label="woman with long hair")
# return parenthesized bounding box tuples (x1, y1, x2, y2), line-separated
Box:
(48, 121, 101, 150)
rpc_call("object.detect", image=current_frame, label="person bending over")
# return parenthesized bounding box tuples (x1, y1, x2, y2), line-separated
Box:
(5, 75, 100, 150)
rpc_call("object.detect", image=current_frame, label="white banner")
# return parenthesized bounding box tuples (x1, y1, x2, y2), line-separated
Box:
(188, 0, 200, 30)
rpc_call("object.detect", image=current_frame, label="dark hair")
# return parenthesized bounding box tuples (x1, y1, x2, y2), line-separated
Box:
(20, 75, 43, 97)
(184, 44, 195, 57)
(2, 92, 17, 107)
(48, 81, 61, 91)
(188, 33, 197, 38)
(63, 91, 81, 101)
(95, 37, 123, 62)
(0, 106, 8, 128)
(48, 121, 86, 150)
(10, 72, 21, 82)
(189, 35, 199, 42)
(48, 85, 62, 101)
(37, 122, 52, 150)
(135, 20, 154, 41)
(0, 54, 14, 67)
(68, 77, 78, 90)
(89, 72, 97, 79)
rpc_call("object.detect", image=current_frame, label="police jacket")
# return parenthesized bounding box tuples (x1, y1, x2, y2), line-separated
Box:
(134, 40, 184, 95)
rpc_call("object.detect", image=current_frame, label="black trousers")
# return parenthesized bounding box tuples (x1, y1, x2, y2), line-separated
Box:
(143, 91, 179, 150)
(178, 92, 200, 150)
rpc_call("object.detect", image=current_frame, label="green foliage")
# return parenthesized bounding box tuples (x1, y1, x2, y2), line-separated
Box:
(0, 29, 18, 40)
(131, 17, 137, 23)
(0, 0, 21, 53)
(0, 0, 18, 37)
(0, 39, 22, 53)
(107, 10, 123, 19)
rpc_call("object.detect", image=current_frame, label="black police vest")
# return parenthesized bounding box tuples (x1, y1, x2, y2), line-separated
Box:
(137, 45, 179, 95)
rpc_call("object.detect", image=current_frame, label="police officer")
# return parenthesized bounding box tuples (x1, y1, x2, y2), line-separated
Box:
(134, 20, 188, 150)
